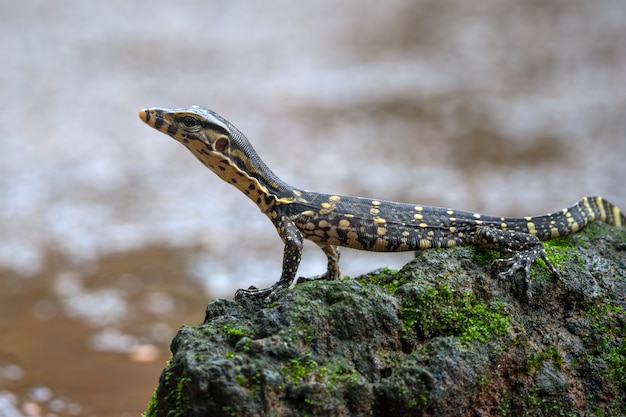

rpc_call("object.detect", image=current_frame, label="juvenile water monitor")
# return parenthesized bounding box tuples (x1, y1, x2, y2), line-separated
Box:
(139, 105, 625, 301)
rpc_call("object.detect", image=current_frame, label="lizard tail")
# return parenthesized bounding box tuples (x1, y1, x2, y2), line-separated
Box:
(524, 196, 625, 240)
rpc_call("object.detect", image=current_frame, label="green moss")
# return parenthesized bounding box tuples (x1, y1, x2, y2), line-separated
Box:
(142, 387, 158, 417)
(400, 283, 509, 347)
(281, 356, 372, 416)
(222, 323, 252, 346)
(221, 404, 244, 417)
(525, 346, 563, 375)
(284, 357, 319, 383)
(234, 363, 264, 399)
(525, 387, 578, 417)
(499, 386, 577, 417)
(235, 372, 248, 386)
(143, 358, 176, 417)
(283, 356, 363, 389)
(357, 266, 419, 294)
(225, 326, 247, 337)
(498, 392, 512, 416)
(302, 326, 314, 343)
(149, 370, 191, 417)
(604, 340, 626, 397)
(580, 299, 626, 401)
(543, 236, 580, 268)
(471, 247, 500, 266)
(408, 390, 429, 410)
(320, 360, 362, 390)
(291, 315, 315, 344)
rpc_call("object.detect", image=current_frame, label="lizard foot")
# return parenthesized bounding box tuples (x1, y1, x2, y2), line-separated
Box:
(234, 285, 270, 301)
(493, 247, 559, 299)
(234, 283, 287, 304)
(235, 273, 332, 303)
(295, 273, 332, 285)
(235, 272, 329, 303)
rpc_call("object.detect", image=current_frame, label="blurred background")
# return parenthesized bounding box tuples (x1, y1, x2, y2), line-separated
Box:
(1, 1, 625, 415)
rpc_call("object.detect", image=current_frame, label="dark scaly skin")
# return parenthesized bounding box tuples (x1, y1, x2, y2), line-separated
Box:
(139, 106, 626, 301)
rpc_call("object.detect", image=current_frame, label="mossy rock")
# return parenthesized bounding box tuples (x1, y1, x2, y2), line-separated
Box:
(145, 223, 626, 417)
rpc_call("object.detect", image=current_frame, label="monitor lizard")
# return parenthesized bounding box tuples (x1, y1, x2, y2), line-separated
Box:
(139, 105, 625, 302)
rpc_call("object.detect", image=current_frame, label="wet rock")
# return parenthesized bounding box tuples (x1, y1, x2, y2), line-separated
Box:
(144, 223, 626, 417)
(535, 361, 567, 397)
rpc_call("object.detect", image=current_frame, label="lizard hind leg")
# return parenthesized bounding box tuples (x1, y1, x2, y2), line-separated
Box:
(296, 244, 341, 284)
(475, 226, 559, 299)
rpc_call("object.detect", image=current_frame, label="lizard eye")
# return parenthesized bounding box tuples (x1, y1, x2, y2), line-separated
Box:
(181, 116, 199, 128)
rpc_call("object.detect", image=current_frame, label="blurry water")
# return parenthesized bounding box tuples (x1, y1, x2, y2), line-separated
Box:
(1, 1, 625, 415)
(1, 0, 625, 292)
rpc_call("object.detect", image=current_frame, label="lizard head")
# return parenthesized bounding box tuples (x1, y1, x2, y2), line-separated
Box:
(139, 105, 232, 155)
(138, 105, 293, 211)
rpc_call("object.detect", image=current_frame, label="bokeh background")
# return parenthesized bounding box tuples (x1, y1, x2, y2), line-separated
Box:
(1, 1, 625, 415)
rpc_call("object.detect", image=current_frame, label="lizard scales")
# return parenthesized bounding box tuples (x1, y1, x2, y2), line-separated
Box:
(139, 105, 625, 301)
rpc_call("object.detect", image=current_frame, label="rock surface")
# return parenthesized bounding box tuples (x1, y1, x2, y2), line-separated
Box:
(144, 223, 626, 417)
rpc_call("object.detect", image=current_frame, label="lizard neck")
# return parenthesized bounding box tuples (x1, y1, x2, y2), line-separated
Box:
(184, 123, 299, 213)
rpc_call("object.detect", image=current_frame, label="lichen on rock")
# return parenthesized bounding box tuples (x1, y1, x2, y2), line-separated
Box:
(144, 223, 626, 417)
